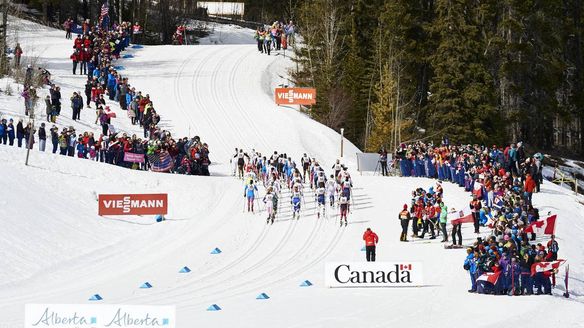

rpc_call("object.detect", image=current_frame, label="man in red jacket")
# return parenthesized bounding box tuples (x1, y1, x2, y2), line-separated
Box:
(363, 228, 379, 262)
(524, 173, 536, 205)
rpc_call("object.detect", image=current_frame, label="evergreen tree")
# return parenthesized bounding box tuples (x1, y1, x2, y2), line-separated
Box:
(428, 0, 501, 144)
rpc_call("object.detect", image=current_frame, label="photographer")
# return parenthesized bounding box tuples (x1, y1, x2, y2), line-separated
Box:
(378, 147, 388, 176)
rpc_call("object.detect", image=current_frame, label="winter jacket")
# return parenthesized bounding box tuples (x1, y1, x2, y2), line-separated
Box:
(464, 254, 478, 274)
(38, 127, 46, 140)
(16, 122, 24, 138)
(439, 204, 448, 223)
(524, 175, 536, 193)
(363, 230, 379, 246)
(7, 123, 15, 139)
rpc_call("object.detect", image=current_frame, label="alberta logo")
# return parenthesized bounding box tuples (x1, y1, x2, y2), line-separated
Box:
(25, 305, 175, 328)
(325, 262, 423, 287)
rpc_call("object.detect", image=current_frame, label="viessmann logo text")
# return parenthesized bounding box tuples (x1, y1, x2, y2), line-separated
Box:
(275, 88, 317, 105)
(98, 194, 168, 216)
(325, 262, 423, 287)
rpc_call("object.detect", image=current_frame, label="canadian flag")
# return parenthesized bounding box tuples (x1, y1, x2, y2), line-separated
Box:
(400, 264, 412, 270)
(477, 271, 501, 285)
(531, 260, 566, 276)
(450, 208, 473, 225)
(524, 215, 557, 235)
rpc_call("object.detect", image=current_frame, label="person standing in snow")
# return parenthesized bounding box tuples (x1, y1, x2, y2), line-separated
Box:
(14, 43, 23, 67)
(38, 123, 46, 152)
(439, 202, 448, 242)
(7, 119, 15, 146)
(464, 248, 478, 293)
(399, 204, 411, 242)
(50, 126, 59, 153)
(16, 119, 24, 147)
(363, 228, 379, 262)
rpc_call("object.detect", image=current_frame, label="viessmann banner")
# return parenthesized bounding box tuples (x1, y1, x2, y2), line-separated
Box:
(275, 88, 317, 105)
(98, 194, 168, 216)
(325, 262, 423, 287)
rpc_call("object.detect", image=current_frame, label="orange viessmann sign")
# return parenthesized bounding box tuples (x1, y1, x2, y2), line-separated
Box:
(98, 194, 168, 216)
(275, 88, 317, 105)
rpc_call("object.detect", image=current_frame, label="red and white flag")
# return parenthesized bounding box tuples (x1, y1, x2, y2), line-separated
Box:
(477, 271, 501, 285)
(524, 215, 557, 235)
(450, 208, 473, 225)
(531, 260, 566, 276)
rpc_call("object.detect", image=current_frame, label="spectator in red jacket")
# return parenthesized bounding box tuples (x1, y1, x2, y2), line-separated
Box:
(70, 50, 80, 75)
(74, 34, 83, 50)
(363, 228, 379, 262)
(524, 173, 536, 205)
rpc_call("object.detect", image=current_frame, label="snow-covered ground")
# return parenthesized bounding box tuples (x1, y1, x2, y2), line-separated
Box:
(193, 20, 257, 45)
(1, 18, 584, 328)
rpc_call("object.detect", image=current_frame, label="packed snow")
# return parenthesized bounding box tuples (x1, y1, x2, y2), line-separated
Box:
(1, 17, 583, 328)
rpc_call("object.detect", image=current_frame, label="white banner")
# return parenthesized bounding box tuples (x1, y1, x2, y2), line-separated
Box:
(356, 153, 393, 174)
(25, 304, 175, 328)
(325, 262, 423, 287)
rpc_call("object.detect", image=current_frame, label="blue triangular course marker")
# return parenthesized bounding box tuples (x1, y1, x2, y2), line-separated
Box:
(256, 293, 270, 300)
(179, 266, 191, 273)
(300, 280, 313, 287)
(88, 294, 103, 301)
(131, 44, 144, 49)
(122, 54, 134, 59)
(210, 247, 222, 254)
(140, 282, 152, 289)
(207, 304, 221, 311)
(361, 246, 366, 251)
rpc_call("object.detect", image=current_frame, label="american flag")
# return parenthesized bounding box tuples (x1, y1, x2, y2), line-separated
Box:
(149, 151, 174, 172)
(100, 2, 109, 17)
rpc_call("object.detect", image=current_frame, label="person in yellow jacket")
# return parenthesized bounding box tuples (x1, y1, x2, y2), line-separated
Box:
(399, 204, 411, 242)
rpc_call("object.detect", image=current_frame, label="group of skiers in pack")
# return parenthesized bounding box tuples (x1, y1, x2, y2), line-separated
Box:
(254, 20, 295, 55)
(395, 140, 564, 296)
(0, 18, 212, 175)
(234, 149, 353, 225)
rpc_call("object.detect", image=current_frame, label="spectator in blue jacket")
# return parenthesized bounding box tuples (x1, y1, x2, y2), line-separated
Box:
(464, 248, 479, 293)
(0, 119, 6, 144)
(7, 118, 15, 145)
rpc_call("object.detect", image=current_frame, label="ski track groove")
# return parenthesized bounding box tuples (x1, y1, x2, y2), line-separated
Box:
(208, 47, 251, 154)
(113, 186, 247, 304)
(227, 48, 272, 152)
(187, 47, 232, 157)
(153, 187, 302, 301)
(186, 196, 327, 304)
(0, 181, 235, 305)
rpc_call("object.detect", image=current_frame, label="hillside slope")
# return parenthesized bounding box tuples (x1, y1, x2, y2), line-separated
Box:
(0, 18, 583, 328)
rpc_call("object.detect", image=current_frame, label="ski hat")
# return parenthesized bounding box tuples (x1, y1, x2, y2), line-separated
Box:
(403, 204, 408, 210)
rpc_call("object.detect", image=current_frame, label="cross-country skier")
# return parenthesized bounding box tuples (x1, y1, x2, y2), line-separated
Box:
(326, 175, 337, 207)
(244, 180, 258, 213)
(315, 185, 326, 219)
(339, 194, 349, 226)
(235, 149, 249, 179)
(341, 176, 352, 212)
(332, 159, 342, 183)
(301, 153, 310, 182)
(264, 187, 276, 224)
(291, 185, 302, 220)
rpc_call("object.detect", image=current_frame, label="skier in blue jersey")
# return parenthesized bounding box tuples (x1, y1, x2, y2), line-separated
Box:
(244, 180, 258, 213)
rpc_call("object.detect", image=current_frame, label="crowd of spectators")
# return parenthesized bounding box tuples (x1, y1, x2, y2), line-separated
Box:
(395, 140, 563, 296)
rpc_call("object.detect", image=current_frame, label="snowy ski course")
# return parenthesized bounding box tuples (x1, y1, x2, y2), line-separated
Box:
(1, 17, 584, 328)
